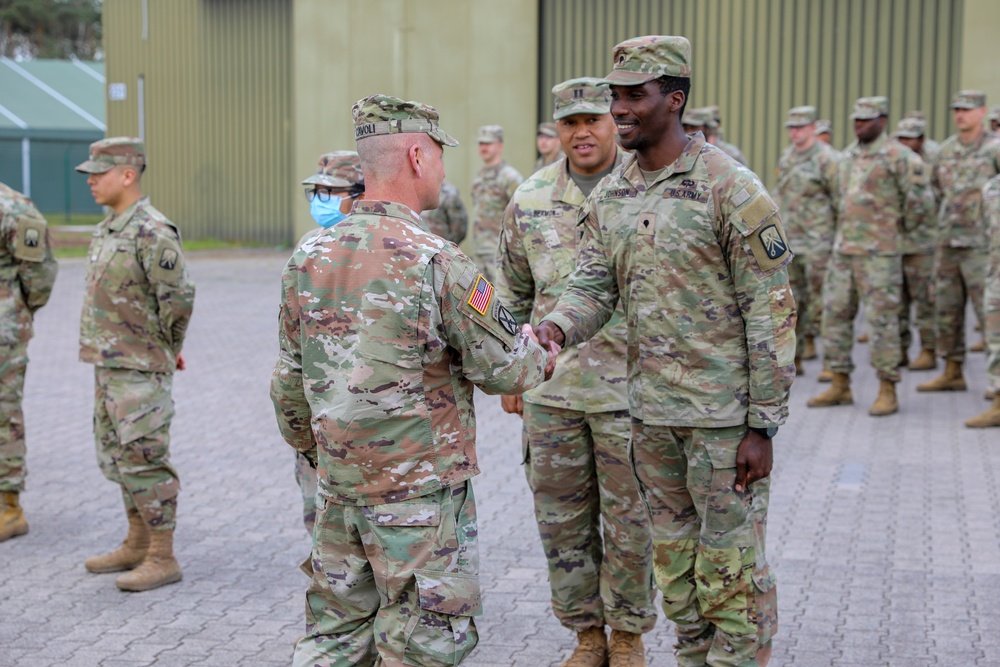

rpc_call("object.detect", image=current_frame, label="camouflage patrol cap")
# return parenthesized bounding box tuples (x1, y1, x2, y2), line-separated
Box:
(988, 105, 1000, 122)
(352, 94, 458, 147)
(537, 122, 558, 137)
(75, 137, 146, 174)
(602, 35, 692, 86)
(814, 119, 832, 136)
(785, 105, 817, 127)
(903, 110, 926, 121)
(894, 117, 926, 139)
(477, 125, 504, 143)
(950, 90, 986, 110)
(681, 107, 712, 128)
(704, 105, 721, 123)
(551, 77, 612, 120)
(850, 96, 889, 120)
(302, 151, 364, 188)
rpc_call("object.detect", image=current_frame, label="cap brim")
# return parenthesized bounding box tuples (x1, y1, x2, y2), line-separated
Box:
(432, 129, 459, 147)
(950, 103, 978, 110)
(75, 160, 114, 174)
(850, 113, 880, 120)
(600, 70, 657, 86)
(784, 121, 811, 128)
(553, 104, 611, 120)
(894, 132, 921, 139)
(302, 174, 354, 187)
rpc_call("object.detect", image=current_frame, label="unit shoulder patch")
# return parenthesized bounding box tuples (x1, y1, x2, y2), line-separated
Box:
(150, 235, 185, 283)
(746, 219, 791, 274)
(13, 214, 46, 262)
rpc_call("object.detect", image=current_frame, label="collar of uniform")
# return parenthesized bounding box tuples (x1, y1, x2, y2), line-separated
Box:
(621, 132, 705, 188)
(848, 132, 889, 157)
(552, 145, 628, 205)
(106, 195, 150, 233)
(352, 199, 425, 229)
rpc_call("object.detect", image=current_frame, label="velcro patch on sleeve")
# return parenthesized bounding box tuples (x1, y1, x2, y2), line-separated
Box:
(150, 236, 185, 283)
(13, 215, 46, 262)
(746, 219, 791, 273)
(740, 192, 777, 230)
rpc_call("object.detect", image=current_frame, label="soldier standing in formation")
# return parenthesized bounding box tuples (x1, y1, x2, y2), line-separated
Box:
(987, 105, 999, 134)
(271, 94, 552, 666)
(533, 121, 565, 172)
(703, 105, 748, 165)
(773, 105, 839, 374)
(892, 117, 940, 371)
(918, 91, 1000, 392)
(538, 35, 792, 667)
(470, 124, 523, 283)
(814, 119, 833, 145)
(0, 183, 57, 542)
(497, 77, 656, 667)
(808, 97, 933, 416)
(966, 172, 1000, 427)
(422, 180, 468, 244)
(76, 138, 195, 592)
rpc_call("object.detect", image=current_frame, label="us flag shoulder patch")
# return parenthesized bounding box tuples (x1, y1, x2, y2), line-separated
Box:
(467, 274, 494, 314)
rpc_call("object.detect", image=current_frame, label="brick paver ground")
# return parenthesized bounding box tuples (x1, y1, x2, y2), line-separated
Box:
(1, 251, 997, 666)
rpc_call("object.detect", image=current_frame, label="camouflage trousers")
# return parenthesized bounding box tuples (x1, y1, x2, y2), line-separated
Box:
(0, 343, 28, 493)
(522, 404, 656, 634)
(295, 482, 480, 667)
(900, 252, 936, 352)
(985, 258, 1000, 392)
(93, 367, 180, 531)
(821, 253, 902, 382)
(933, 246, 987, 361)
(294, 451, 318, 534)
(786, 248, 830, 356)
(630, 422, 776, 667)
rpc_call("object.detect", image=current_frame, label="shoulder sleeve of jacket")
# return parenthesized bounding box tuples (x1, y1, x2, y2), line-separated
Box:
(495, 195, 535, 325)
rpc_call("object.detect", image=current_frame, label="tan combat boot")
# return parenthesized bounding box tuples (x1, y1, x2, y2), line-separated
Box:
(807, 372, 853, 407)
(116, 528, 182, 592)
(817, 364, 833, 383)
(802, 336, 818, 360)
(559, 627, 608, 667)
(85, 507, 149, 573)
(908, 348, 936, 371)
(970, 339, 986, 352)
(916, 360, 966, 392)
(857, 332, 869, 343)
(869, 380, 899, 416)
(794, 357, 803, 376)
(0, 492, 29, 542)
(608, 629, 645, 667)
(965, 396, 1000, 428)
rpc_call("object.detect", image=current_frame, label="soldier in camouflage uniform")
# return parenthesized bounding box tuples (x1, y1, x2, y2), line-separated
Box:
(76, 138, 195, 592)
(538, 36, 793, 667)
(988, 105, 1000, 134)
(918, 91, 1000, 393)
(271, 94, 552, 667)
(808, 98, 933, 416)
(422, 180, 468, 244)
(293, 150, 367, 534)
(496, 77, 656, 667)
(703, 105, 748, 166)
(534, 122, 566, 173)
(471, 125, 523, 283)
(902, 111, 941, 163)
(774, 105, 839, 373)
(814, 119, 833, 146)
(0, 183, 57, 542)
(966, 173, 1000, 427)
(893, 117, 940, 370)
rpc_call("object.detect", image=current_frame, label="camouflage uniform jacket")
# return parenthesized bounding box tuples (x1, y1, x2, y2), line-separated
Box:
(715, 138, 747, 166)
(896, 142, 940, 255)
(0, 183, 58, 346)
(496, 150, 629, 413)
(80, 196, 195, 373)
(836, 134, 934, 256)
(986, 175, 1000, 270)
(933, 131, 1000, 249)
(923, 138, 942, 165)
(471, 161, 524, 257)
(773, 140, 840, 256)
(544, 134, 797, 429)
(422, 180, 468, 245)
(271, 200, 547, 506)
(532, 150, 565, 174)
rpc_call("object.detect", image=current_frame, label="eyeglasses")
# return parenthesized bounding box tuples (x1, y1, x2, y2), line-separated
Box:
(305, 188, 364, 203)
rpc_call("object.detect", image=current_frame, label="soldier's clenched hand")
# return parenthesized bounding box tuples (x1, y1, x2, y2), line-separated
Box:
(735, 430, 773, 492)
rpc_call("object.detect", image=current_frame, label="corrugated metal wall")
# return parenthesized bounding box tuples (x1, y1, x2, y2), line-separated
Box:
(104, 0, 292, 244)
(539, 0, 963, 183)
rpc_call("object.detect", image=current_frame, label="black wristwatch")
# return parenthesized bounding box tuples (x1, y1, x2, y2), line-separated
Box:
(749, 425, 778, 439)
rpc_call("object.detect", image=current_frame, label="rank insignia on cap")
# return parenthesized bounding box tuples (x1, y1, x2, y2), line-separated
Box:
(467, 274, 494, 314)
(496, 304, 517, 335)
(159, 248, 178, 270)
(759, 224, 787, 260)
(23, 227, 39, 247)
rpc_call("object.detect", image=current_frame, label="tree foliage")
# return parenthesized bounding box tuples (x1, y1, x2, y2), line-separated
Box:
(0, 0, 102, 60)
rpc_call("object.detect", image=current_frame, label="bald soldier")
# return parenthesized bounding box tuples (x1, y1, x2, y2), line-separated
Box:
(76, 138, 195, 592)
(919, 91, 1000, 393)
(497, 77, 656, 667)
(538, 36, 793, 667)
(471, 125, 523, 283)
(892, 118, 939, 371)
(0, 182, 57, 542)
(774, 105, 839, 373)
(808, 97, 933, 416)
(271, 94, 552, 666)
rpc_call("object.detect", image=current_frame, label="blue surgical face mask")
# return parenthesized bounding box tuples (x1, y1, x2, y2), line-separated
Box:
(310, 195, 347, 228)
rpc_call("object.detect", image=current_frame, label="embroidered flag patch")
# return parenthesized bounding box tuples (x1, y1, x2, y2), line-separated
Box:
(467, 274, 494, 314)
